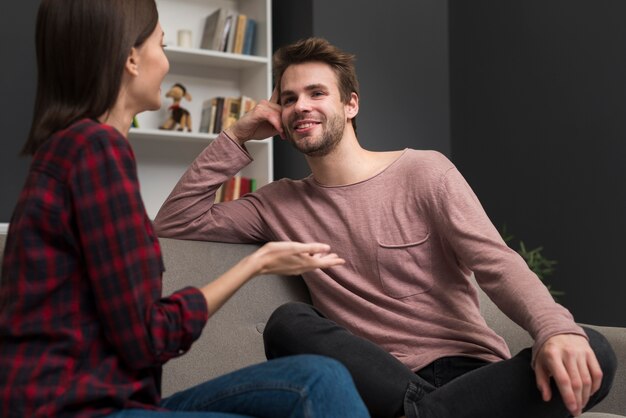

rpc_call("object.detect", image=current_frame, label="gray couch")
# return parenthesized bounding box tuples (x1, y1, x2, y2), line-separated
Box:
(0, 234, 624, 416)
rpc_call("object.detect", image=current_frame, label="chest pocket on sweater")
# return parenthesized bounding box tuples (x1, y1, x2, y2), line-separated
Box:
(376, 225, 432, 299)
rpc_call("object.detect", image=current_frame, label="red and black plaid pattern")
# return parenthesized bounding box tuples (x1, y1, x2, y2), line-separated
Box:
(0, 119, 208, 418)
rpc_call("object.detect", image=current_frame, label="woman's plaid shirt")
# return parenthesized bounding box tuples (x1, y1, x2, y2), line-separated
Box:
(0, 119, 209, 417)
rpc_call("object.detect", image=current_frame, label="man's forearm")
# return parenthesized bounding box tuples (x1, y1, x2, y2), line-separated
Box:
(154, 132, 253, 238)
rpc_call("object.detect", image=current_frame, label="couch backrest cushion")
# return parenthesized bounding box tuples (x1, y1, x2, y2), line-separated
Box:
(0, 235, 534, 384)
(474, 279, 533, 354)
(158, 239, 539, 393)
(2, 235, 624, 416)
(158, 238, 312, 396)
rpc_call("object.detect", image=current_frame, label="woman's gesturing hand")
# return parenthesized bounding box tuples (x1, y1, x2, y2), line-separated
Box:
(201, 241, 343, 317)
(251, 241, 345, 276)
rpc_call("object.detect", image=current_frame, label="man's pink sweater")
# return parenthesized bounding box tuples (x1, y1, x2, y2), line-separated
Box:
(154, 133, 585, 371)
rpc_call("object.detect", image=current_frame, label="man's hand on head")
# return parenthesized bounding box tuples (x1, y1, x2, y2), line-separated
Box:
(534, 333, 603, 417)
(225, 88, 284, 146)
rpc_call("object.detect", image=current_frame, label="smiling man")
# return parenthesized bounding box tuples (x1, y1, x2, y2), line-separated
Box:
(154, 37, 616, 418)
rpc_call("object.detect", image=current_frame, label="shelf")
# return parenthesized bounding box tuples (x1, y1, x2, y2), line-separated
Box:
(130, 128, 216, 144)
(129, 128, 272, 145)
(165, 46, 268, 69)
(132, 0, 272, 220)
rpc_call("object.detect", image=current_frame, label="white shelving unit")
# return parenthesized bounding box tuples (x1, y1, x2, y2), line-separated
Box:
(130, 0, 273, 218)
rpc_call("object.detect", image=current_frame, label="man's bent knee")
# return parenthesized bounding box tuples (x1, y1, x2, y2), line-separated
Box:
(263, 302, 318, 359)
(584, 327, 617, 406)
(265, 302, 317, 338)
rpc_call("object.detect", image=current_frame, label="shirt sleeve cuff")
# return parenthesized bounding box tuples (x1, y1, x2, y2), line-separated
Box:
(222, 130, 252, 157)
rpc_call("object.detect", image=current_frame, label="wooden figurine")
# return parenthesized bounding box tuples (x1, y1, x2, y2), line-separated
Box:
(160, 83, 192, 131)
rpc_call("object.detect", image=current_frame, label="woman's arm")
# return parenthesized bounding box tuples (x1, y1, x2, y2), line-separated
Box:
(199, 242, 344, 316)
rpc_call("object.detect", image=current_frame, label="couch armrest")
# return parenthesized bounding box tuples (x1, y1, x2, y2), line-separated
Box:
(477, 281, 625, 416)
(585, 324, 626, 415)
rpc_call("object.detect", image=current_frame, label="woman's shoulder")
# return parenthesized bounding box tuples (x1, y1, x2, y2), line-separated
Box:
(46, 119, 130, 159)
(59, 118, 126, 147)
(32, 119, 130, 180)
(40, 118, 121, 148)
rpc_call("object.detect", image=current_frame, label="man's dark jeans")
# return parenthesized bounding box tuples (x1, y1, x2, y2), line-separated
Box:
(263, 302, 617, 418)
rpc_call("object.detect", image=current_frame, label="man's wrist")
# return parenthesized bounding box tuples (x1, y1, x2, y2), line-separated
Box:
(224, 128, 246, 147)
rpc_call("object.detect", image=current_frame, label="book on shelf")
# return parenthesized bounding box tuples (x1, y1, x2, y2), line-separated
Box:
(214, 184, 224, 203)
(199, 99, 212, 133)
(207, 99, 218, 134)
(223, 176, 236, 202)
(219, 13, 235, 52)
(200, 8, 222, 50)
(231, 15, 256, 55)
(200, 8, 234, 51)
(200, 9, 257, 56)
(242, 18, 257, 55)
(232, 176, 242, 200)
(239, 95, 257, 119)
(216, 176, 256, 203)
(198, 95, 258, 135)
(232, 14, 248, 54)
(222, 97, 241, 131)
(213, 97, 225, 133)
(224, 10, 238, 53)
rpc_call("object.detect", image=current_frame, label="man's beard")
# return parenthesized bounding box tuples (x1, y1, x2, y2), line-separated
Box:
(285, 113, 345, 157)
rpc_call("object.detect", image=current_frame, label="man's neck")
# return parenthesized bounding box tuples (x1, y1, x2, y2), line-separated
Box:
(306, 133, 402, 187)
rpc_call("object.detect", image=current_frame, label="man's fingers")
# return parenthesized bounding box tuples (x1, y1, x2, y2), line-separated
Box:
(535, 364, 552, 402)
(577, 356, 592, 412)
(266, 109, 285, 139)
(535, 334, 604, 416)
(270, 87, 280, 104)
(267, 88, 285, 138)
(254, 99, 284, 139)
(587, 350, 604, 395)
(564, 354, 584, 415)
(228, 97, 284, 142)
(551, 358, 580, 416)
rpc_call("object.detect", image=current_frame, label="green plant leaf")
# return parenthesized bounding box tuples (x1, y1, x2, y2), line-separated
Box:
(499, 225, 562, 301)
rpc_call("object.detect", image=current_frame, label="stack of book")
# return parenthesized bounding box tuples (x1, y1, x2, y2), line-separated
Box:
(200, 8, 257, 55)
(199, 95, 257, 134)
(214, 176, 257, 203)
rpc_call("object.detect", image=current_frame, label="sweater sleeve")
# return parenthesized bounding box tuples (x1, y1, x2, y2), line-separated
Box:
(72, 128, 208, 368)
(432, 162, 585, 363)
(153, 133, 273, 243)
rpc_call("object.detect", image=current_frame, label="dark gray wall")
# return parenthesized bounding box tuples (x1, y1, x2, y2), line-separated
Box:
(272, 0, 451, 179)
(449, 1, 626, 326)
(0, 2, 38, 222)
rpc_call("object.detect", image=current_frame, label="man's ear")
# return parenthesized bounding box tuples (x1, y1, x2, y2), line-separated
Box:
(125, 47, 140, 77)
(345, 92, 359, 119)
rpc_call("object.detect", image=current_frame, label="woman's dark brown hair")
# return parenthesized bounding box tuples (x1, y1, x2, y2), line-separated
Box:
(273, 37, 360, 133)
(22, 0, 158, 155)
